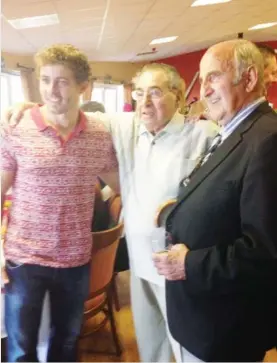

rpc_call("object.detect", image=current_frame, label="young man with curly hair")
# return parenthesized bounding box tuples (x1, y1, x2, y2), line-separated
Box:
(1, 44, 118, 362)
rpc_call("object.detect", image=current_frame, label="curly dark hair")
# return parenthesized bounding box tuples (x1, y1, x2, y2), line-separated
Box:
(35, 44, 92, 83)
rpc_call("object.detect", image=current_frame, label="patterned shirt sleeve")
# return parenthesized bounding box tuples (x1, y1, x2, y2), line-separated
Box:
(1, 124, 17, 172)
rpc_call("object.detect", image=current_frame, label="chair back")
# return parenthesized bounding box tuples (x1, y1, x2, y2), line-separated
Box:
(108, 195, 122, 225)
(92, 179, 121, 232)
(89, 223, 123, 297)
(88, 179, 123, 296)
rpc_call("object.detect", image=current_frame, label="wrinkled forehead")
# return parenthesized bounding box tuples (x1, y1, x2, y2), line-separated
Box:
(135, 70, 169, 89)
(200, 48, 235, 77)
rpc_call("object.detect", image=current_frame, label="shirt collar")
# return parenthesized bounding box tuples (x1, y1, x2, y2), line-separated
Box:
(31, 106, 87, 136)
(220, 97, 266, 140)
(138, 111, 185, 136)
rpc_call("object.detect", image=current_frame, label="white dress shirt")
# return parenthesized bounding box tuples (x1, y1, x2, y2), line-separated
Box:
(89, 111, 219, 285)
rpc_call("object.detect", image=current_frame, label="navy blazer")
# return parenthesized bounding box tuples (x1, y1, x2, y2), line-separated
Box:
(165, 102, 277, 362)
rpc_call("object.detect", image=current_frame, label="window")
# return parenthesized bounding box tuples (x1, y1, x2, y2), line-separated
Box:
(0, 72, 24, 117)
(91, 83, 124, 113)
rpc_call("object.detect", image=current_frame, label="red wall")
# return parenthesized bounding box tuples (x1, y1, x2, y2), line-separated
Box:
(156, 41, 277, 108)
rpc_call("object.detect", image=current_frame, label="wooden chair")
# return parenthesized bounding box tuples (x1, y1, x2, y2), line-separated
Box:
(78, 221, 124, 358)
(92, 179, 125, 312)
(154, 199, 177, 227)
(108, 195, 125, 312)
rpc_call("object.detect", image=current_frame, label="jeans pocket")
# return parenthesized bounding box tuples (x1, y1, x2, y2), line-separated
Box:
(6, 260, 24, 270)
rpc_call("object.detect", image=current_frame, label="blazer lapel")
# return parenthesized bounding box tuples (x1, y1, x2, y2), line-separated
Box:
(176, 130, 242, 203)
(169, 101, 271, 215)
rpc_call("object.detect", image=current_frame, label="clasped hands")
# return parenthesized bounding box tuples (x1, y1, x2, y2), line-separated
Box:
(152, 244, 189, 281)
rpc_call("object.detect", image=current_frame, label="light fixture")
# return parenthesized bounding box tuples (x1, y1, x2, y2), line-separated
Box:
(191, 0, 231, 6)
(248, 22, 277, 30)
(150, 36, 178, 45)
(8, 14, 59, 29)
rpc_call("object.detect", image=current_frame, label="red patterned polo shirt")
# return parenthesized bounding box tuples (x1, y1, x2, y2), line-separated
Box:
(1, 106, 118, 268)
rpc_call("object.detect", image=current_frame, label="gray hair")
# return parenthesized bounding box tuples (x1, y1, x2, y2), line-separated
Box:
(80, 101, 105, 113)
(232, 40, 264, 88)
(133, 62, 185, 90)
(132, 63, 186, 111)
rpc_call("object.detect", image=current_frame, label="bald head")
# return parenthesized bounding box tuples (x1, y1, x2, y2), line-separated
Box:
(205, 40, 264, 85)
(199, 39, 264, 126)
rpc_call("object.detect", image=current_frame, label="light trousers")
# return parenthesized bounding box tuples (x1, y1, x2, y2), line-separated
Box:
(130, 272, 182, 362)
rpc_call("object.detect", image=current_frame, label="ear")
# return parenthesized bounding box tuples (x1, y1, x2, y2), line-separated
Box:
(244, 65, 259, 93)
(175, 89, 183, 108)
(79, 81, 89, 94)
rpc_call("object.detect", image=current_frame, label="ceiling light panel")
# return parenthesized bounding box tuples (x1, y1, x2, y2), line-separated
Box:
(191, 0, 231, 7)
(8, 14, 59, 29)
(150, 36, 178, 45)
(248, 22, 277, 30)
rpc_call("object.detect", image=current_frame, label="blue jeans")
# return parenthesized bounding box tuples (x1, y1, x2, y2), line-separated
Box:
(5, 261, 90, 362)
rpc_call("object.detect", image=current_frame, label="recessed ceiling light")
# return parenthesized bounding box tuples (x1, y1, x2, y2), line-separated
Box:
(191, 0, 231, 6)
(248, 22, 277, 30)
(150, 36, 178, 45)
(8, 14, 59, 29)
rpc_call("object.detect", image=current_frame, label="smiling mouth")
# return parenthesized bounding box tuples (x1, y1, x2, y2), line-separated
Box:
(142, 111, 154, 116)
(208, 99, 220, 104)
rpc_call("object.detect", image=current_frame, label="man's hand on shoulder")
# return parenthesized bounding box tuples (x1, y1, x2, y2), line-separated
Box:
(3, 102, 37, 130)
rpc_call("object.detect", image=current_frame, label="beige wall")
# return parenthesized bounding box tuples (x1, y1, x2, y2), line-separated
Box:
(2, 52, 36, 70)
(89, 61, 143, 83)
(2, 52, 41, 102)
(2, 52, 144, 103)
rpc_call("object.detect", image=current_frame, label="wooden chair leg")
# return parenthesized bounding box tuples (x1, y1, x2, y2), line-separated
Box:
(107, 294, 122, 356)
(111, 273, 121, 311)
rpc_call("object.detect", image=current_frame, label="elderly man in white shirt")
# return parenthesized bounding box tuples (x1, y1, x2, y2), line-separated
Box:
(5, 62, 218, 362)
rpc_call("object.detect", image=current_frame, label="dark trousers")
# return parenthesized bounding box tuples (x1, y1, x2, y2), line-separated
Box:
(5, 261, 90, 362)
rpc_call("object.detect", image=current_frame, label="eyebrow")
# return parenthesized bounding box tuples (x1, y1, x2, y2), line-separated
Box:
(199, 70, 222, 84)
(136, 86, 163, 91)
(40, 75, 69, 81)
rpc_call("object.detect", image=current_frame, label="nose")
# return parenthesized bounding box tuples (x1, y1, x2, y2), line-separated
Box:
(140, 92, 152, 106)
(201, 82, 214, 98)
(47, 81, 59, 95)
(204, 87, 214, 98)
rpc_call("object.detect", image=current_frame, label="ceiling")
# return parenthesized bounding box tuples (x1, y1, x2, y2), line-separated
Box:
(1, 0, 277, 62)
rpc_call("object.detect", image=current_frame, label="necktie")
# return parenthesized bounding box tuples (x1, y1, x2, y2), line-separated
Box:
(200, 133, 222, 166)
(181, 133, 222, 187)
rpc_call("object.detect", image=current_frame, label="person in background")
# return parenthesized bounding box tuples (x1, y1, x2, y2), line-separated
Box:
(153, 39, 277, 362)
(123, 102, 133, 112)
(257, 44, 277, 95)
(1, 44, 117, 362)
(4, 62, 219, 362)
(80, 100, 105, 113)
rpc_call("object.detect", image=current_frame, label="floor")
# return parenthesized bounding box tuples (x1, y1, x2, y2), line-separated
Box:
(78, 271, 140, 362)
(79, 271, 277, 362)
(2, 271, 276, 362)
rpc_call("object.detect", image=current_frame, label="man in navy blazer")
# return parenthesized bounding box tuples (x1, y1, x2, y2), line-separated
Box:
(153, 39, 277, 362)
